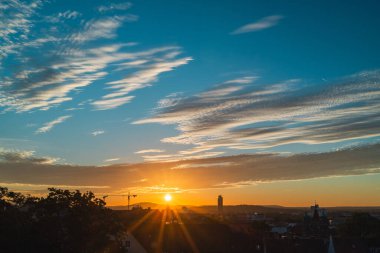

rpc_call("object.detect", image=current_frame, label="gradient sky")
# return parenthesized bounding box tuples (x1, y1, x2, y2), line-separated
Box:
(1, 0, 380, 206)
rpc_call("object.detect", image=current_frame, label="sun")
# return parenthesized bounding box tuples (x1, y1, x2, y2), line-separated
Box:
(164, 193, 172, 202)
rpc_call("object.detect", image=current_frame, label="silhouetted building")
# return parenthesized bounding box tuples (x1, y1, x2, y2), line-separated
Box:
(218, 195, 223, 216)
(304, 202, 329, 236)
(310, 202, 327, 217)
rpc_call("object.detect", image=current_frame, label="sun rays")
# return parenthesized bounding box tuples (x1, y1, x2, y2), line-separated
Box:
(126, 203, 200, 253)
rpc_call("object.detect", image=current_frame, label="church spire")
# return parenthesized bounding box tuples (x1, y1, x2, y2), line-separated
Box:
(327, 235, 335, 253)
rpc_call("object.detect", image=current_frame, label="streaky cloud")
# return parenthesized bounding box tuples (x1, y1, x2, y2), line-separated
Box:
(97, 2, 133, 13)
(0, 1, 190, 112)
(36, 115, 72, 134)
(92, 96, 135, 111)
(134, 71, 380, 159)
(91, 130, 105, 136)
(0, 143, 380, 193)
(135, 149, 166, 154)
(0, 149, 58, 164)
(231, 15, 283, 34)
(92, 49, 192, 110)
(104, 158, 120, 163)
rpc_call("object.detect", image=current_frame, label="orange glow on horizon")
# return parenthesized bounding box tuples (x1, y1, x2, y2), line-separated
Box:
(101, 173, 380, 207)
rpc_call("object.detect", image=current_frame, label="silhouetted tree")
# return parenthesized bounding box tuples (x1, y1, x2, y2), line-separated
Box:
(0, 187, 127, 253)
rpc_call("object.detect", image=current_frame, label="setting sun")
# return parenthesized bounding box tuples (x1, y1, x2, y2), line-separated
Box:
(164, 194, 172, 202)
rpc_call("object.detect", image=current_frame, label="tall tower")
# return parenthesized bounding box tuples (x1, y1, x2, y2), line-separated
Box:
(217, 195, 223, 215)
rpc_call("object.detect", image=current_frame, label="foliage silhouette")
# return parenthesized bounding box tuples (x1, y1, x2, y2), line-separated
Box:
(0, 187, 127, 253)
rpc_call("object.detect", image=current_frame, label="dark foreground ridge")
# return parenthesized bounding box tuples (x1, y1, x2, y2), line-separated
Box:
(2, 187, 380, 253)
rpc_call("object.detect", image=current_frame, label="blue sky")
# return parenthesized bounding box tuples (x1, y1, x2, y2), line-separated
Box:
(1, 0, 380, 205)
(1, 0, 380, 165)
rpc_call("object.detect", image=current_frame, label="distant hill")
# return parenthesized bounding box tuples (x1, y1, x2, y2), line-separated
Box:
(109, 203, 380, 213)
(109, 203, 305, 213)
(189, 205, 305, 214)
(110, 202, 161, 210)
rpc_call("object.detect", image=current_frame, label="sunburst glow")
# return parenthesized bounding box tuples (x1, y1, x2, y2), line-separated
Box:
(164, 193, 172, 202)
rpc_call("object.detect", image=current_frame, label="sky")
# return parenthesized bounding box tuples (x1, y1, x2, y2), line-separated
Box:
(1, 0, 380, 206)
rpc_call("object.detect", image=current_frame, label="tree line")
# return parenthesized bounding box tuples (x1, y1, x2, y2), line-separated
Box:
(0, 187, 127, 253)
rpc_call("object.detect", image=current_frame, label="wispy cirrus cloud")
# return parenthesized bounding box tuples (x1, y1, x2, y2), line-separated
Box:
(231, 15, 283, 34)
(0, 1, 132, 112)
(135, 70, 380, 160)
(44, 10, 81, 23)
(36, 115, 72, 134)
(92, 47, 192, 110)
(91, 130, 105, 136)
(135, 149, 165, 154)
(97, 2, 132, 13)
(0, 1, 190, 113)
(0, 0, 43, 56)
(152, 92, 185, 113)
(104, 158, 120, 163)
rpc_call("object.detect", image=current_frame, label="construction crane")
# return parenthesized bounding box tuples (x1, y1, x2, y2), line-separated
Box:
(102, 192, 137, 210)
(126, 192, 137, 211)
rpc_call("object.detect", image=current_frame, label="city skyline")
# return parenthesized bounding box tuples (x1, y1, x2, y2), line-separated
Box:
(1, 0, 380, 206)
